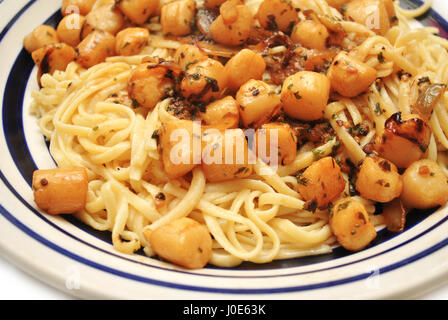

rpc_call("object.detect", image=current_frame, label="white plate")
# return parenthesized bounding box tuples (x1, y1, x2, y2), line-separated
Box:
(1, 0, 448, 299)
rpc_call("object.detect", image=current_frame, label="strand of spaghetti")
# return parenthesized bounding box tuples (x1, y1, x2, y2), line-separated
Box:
(365, 88, 387, 134)
(209, 249, 244, 268)
(343, 99, 363, 126)
(269, 218, 332, 245)
(130, 114, 147, 182)
(254, 159, 300, 198)
(165, 184, 264, 242)
(339, 21, 376, 37)
(427, 134, 438, 162)
(202, 210, 264, 261)
(398, 77, 412, 114)
(351, 36, 391, 61)
(88, 142, 131, 165)
(53, 70, 131, 137)
(258, 192, 305, 210)
(243, 191, 280, 263)
(370, 81, 397, 118)
(325, 102, 366, 164)
(84, 180, 106, 213)
(204, 178, 275, 194)
(111, 187, 141, 254)
(277, 138, 337, 176)
(381, 49, 419, 76)
(146, 167, 205, 231)
(128, 208, 151, 249)
(190, 187, 266, 261)
(120, 187, 161, 223)
(223, 190, 251, 252)
(144, 104, 162, 159)
(396, 0, 433, 18)
(432, 101, 448, 148)
(360, 130, 376, 147)
(210, 192, 239, 205)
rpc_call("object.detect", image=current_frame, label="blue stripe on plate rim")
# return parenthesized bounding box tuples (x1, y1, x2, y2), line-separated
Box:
(0, 0, 447, 293)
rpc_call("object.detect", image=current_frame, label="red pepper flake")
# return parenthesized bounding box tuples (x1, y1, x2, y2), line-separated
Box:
(418, 165, 430, 175)
(155, 192, 166, 209)
(336, 120, 344, 127)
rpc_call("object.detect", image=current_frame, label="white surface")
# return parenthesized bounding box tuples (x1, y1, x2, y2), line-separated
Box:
(0, 255, 72, 300)
(1, 0, 448, 300)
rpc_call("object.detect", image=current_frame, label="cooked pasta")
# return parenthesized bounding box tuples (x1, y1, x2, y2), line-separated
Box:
(27, 0, 448, 269)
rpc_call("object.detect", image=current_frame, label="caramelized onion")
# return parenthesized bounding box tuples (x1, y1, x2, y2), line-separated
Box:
(141, 57, 184, 76)
(195, 40, 240, 58)
(196, 8, 218, 39)
(303, 9, 346, 46)
(382, 198, 407, 233)
(413, 83, 447, 121)
(179, 36, 240, 58)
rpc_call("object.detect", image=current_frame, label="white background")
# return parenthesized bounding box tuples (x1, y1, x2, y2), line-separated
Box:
(0, 0, 447, 300)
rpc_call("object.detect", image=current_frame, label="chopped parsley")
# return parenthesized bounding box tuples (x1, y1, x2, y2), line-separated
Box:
(338, 200, 351, 211)
(374, 103, 382, 115)
(312, 148, 325, 160)
(296, 173, 309, 186)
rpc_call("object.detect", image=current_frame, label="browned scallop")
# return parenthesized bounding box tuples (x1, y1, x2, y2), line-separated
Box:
(343, 0, 392, 36)
(200, 96, 240, 130)
(256, 122, 297, 166)
(128, 62, 176, 109)
(115, 27, 149, 56)
(116, 0, 159, 25)
(236, 79, 281, 128)
(81, 4, 125, 38)
(297, 157, 346, 209)
(224, 49, 266, 92)
(375, 112, 432, 168)
(57, 13, 86, 47)
(173, 44, 207, 71)
(201, 128, 253, 182)
(31, 43, 77, 83)
(330, 197, 377, 251)
(160, 119, 198, 179)
(180, 58, 227, 103)
(161, 0, 196, 37)
(147, 217, 213, 269)
(32, 168, 88, 215)
(209, 1, 254, 46)
(355, 155, 403, 203)
(76, 30, 116, 68)
(62, 0, 95, 16)
(204, 0, 227, 9)
(401, 159, 448, 209)
(256, 0, 299, 33)
(23, 25, 59, 53)
(291, 19, 329, 50)
(327, 51, 378, 98)
(281, 71, 330, 121)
